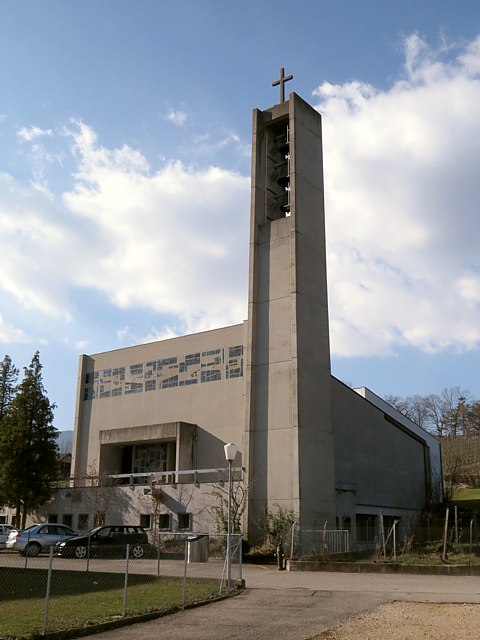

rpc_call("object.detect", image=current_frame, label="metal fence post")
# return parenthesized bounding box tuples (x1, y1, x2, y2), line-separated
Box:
(182, 539, 188, 607)
(86, 534, 91, 573)
(42, 545, 54, 634)
(24, 529, 31, 569)
(238, 535, 243, 583)
(157, 533, 161, 577)
(123, 544, 130, 617)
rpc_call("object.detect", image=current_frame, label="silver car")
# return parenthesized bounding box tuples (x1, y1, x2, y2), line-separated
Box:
(6, 523, 76, 556)
(0, 524, 16, 549)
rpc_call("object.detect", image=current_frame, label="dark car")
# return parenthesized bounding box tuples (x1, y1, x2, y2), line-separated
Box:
(56, 524, 148, 559)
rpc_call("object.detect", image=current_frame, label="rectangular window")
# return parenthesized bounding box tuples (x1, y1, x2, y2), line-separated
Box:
(201, 369, 222, 383)
(337, 516, 351, 532)
(229, 345, 243, 358)
(178, 513, 191, 531)
(78, 513, 89, 531)
(94, 512, 106, 526)
(226, 365, 243, 379)
(62, 514, 73, 528)
(125, 382, 143, 394)
(0, 515, 6, 524)
(132, 442, 176, 474)
(48, 513, 58, 523)
(356, 514, 377, 543)
(140, 514, 151, 529)
(202, 349, 220, 357)
(130, 363, 144, 377)
(145, 361, 157, 376)
(145, 380, 156, 391)
(112, 387, 123, 397)
(158, 513, 171, 530)
(161, 375, 178, 389)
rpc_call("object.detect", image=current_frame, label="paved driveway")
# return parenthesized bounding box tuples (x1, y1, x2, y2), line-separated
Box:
(82, 565, 480, 640)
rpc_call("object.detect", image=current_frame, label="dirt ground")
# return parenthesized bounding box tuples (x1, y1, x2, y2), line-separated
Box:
(313, 602, 480, 639)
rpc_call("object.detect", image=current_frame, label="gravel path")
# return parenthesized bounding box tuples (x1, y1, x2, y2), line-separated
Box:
(313, 602, 480, 639)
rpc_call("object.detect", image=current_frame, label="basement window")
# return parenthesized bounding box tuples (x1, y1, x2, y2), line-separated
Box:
(356, 514, 377, 543)
(178, 513, 191, 531)
(158, 514, 171, 531)
(140, 514, 151, 529)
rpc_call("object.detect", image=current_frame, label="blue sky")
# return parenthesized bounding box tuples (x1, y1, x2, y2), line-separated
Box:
(2, 0, 480, 430)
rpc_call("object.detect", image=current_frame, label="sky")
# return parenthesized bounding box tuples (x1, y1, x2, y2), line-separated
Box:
(1, 0, 480, 430)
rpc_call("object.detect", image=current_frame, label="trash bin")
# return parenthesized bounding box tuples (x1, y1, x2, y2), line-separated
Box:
(187, 534, 209, 563)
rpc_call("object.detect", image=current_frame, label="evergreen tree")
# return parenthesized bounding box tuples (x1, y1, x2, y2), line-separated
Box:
(0, 355, 19, 506)
(0, 352, 58, 528)
(0, 355, 18, 421)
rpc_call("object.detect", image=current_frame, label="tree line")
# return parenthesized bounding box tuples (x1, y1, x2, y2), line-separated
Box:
(0, 353, 59, 528)
(384, 387, 480, 439)
(385, 387, 480, 491)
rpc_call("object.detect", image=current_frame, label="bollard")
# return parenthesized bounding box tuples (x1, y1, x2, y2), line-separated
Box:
(276, 544, 284, 571)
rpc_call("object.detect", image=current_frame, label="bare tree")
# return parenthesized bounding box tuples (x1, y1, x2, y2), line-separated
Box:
(210, 479, 251, 535)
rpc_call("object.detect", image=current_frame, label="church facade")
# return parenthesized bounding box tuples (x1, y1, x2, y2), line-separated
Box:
(40, 88, 443, 550)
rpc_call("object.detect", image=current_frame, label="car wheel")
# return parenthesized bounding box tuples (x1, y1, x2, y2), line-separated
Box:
(25, 542, 41, 557)
(131, 543, 144, 559)
(74, 545, 88, 559)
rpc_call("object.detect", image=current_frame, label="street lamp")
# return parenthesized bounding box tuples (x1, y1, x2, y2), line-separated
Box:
(224, 442, 237, 589)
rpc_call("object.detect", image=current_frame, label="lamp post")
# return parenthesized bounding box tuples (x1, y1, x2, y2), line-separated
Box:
(224, 442, 237, 590)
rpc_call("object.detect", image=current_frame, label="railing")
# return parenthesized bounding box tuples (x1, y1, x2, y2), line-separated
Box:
(286, 526, 350, 558)
(108, 467, 244, 486)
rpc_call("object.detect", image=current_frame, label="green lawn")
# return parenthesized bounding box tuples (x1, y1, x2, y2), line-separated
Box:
(451, 487, 480, 503)
(0, 568, 221, 639)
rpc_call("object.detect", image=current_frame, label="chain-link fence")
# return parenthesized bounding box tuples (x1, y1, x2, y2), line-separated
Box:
(0, 533, 242, 638)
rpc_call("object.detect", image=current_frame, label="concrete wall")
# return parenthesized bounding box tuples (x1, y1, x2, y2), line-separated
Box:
(72, 323, 247, 480)
(245, 93, 336, 537)
(36, 480, 235, 538)
(331, 378, 442, 545)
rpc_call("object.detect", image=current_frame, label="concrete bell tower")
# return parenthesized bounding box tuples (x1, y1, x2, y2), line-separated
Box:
(245, 71, 336, 539)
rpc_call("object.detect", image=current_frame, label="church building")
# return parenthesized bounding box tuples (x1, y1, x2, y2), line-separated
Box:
(44, 75, 443, 551)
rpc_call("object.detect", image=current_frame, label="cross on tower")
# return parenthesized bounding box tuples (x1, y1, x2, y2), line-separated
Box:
(272, 67, 293, 103)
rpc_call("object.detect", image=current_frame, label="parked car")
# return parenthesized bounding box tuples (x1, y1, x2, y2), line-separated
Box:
(0, 524, 16, 549)
(56, 525, 149, 559)
(6, 523, 76, 556)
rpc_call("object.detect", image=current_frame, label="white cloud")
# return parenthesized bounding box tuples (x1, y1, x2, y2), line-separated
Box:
(17, 125, 53, 141)
(191, 130, 250, 158)
(2, 33, 480, 361)
(314, 33, 480, 356)
(0, 313, 32, 344)
(162, 108, 188, 126)
(0, 120, 249, 339)
(62, 124, 250, 329)
(0, 172, 75, 321)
